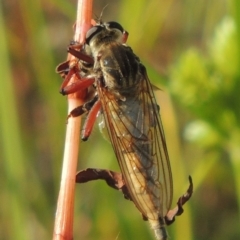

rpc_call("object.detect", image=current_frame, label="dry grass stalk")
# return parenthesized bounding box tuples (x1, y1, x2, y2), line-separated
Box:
(53, 1, 93, 239)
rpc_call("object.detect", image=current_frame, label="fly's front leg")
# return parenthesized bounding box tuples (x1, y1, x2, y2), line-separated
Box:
(57, 42, 95, 95)
(56, 60, 71, 78)
(68, 47, 94, 65)
(56, 59, 82, 93)
(61, 77, 95, 95)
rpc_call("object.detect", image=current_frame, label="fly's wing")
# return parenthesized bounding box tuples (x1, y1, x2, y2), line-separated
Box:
(97, 64, 173, 220)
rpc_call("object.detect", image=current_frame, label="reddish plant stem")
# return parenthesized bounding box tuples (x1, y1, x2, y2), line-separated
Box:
(53, 1, 93, 240)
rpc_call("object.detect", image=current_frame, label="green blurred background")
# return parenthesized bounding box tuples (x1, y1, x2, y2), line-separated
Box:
(1, 0, 240, 239)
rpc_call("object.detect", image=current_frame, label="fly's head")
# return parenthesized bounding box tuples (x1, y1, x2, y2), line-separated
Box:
(86, 21, 126, 50)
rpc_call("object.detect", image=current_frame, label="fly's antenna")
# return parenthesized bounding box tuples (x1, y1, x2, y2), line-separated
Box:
(99, 4, 109, 21)
(94, 4, 109, 24)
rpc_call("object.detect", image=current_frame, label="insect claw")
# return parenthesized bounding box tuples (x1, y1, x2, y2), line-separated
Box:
(81, 136, 88, 141)
(65, 115, 70, 124)
(60, 88, 67, 95)
(67, 113, 72, 119)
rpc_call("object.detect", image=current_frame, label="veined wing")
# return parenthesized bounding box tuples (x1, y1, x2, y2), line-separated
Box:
(97, 64, 173, 220)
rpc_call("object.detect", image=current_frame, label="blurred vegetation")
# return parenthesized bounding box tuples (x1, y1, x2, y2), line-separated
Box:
(0, 0, 239, 240)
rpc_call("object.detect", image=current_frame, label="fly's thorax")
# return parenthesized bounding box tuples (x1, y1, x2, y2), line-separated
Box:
(96, 43, 142, 92)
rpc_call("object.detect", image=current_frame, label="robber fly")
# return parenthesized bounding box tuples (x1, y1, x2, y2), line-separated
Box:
(60, 21, 173, 240)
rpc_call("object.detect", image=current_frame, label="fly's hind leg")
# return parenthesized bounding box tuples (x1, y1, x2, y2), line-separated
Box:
(68, 95, 98, 118)
(68, 95, 101, 141)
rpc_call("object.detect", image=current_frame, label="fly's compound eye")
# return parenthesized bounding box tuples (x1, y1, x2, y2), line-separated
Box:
(105, 21, 124, 33)
(86, 26, 104, 45)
